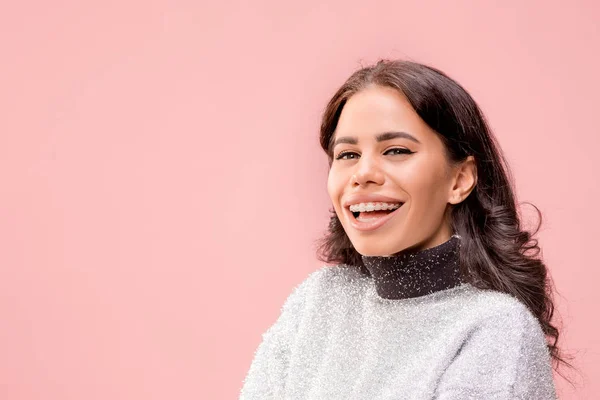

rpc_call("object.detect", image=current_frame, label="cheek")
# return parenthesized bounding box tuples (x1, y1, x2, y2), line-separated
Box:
(402, 163, 449, 204)
(326, 171, 341, 204)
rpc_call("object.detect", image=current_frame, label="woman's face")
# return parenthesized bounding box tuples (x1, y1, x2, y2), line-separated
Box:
(327, 85, 466, 256)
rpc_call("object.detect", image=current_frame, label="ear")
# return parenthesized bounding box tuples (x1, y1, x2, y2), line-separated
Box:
(448, 156, 477, 205)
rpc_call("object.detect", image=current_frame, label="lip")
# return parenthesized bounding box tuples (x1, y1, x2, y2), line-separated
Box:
(343, 193, 404, 208)
(346, 204, 403, 232)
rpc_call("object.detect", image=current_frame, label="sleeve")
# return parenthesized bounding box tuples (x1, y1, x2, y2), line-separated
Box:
(433, 304, 558, 400)
(238, 271, 316, 400)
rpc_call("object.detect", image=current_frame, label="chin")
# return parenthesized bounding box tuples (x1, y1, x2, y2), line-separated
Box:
(352, 241, 398, 257)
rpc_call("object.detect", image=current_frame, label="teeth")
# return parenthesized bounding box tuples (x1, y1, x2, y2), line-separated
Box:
(349, 202, 402, 212)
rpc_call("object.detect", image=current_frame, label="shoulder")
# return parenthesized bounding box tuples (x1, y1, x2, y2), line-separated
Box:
(279, 264, 367, 310)
(287, 264, 366, 299)
(435, 288, 556, 398)
(264, 264, 363, 336)
(468, 287, 538, 320)
(294, 263, 366, 289)
(463, 286, 547, 342)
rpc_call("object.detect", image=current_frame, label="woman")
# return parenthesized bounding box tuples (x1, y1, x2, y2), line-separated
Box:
(240, 59, 572, 399)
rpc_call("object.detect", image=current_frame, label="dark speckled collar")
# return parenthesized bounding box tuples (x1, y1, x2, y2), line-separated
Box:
(361, 234, 464, 300)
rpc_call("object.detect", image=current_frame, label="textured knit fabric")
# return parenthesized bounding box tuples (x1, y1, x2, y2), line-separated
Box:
(239, 245, 557, 399)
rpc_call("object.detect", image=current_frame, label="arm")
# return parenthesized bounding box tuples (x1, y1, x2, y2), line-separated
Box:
(434, 304, 557, 400)
(239, 271, 315, 399)
(238, 328, 281, 399)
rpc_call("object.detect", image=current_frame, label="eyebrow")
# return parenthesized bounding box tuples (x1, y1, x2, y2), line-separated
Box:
(331, 131, 421, 150)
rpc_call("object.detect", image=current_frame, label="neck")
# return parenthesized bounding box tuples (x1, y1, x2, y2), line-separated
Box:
(361, 234, 464, 300)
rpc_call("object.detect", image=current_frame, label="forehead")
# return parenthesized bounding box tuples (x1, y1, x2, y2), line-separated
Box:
(336, 85, 426, 137)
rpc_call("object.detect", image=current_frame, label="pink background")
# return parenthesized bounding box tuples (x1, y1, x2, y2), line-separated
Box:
(1, 1, 598, 399)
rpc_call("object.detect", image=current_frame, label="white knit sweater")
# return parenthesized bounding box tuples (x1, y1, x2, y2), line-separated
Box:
(239, 265, 557, 399)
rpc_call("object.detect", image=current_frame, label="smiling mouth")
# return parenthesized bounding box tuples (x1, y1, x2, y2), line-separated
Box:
(350, 203, 404, 221)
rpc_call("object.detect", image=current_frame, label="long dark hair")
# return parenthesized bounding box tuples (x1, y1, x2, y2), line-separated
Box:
(316, 59, 576, 384)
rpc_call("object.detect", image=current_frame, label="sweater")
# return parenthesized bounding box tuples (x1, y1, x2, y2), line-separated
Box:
(239, 235, 557, 399)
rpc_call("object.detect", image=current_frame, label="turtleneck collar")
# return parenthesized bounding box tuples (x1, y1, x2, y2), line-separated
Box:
(361, 234, 464, 300)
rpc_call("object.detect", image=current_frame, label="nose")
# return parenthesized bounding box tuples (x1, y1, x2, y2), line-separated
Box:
(352, 155, 384, 187)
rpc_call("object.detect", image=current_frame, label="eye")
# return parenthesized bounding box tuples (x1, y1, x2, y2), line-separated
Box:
(335, 148, 413, 160)
(385, 147, 413, 156)
(335, 151, 359, 160)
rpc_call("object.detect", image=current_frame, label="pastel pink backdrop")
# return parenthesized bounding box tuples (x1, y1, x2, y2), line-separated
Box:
(0, 0, 597, 399)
